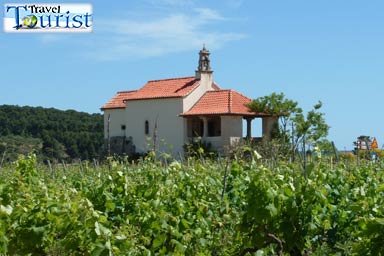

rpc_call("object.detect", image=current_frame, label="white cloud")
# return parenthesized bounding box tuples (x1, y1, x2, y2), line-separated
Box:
(193, 8, 225, 21)
(86, 8, 246, 61)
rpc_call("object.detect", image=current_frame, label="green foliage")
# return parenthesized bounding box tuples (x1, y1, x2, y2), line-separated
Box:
(0, 105, 103, 161)
(183, 138, 217, 158)
(247, 93, 330, 166)
(239, 161, 384, 255)
(1, 153, 384, 255)
(292, 101, 329, 145)
(339, 151, 356, 163)
(0, 135, 43, 162)
(0, 154, 247, 255)
(315, 139, 335, 155)
(246, 92, 299, 118)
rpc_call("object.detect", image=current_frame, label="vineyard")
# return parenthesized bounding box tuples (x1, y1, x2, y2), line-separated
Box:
(1, 153, 384, 255)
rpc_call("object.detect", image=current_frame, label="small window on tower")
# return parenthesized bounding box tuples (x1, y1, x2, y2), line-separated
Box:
(145, 120, 149, 135)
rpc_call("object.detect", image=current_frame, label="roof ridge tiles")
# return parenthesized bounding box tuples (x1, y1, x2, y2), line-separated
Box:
(147, 76, 196, 83)
(175, 79, 199, 93)
(117, 90, 137, 93)
(227, 90, 231, 112)
(204, 89, 231, 93)
(205, 89, 251, 100)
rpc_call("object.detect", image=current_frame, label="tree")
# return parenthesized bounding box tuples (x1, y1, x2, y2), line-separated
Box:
(0, 105, 103, 162)
(354, 135, 371, 151)
(247, 92, 299, 137)
(291, 101, 329, 167)
(315, 139, 337, 158)
(353, 135, 372, 160)
(247, 93, 329, 166)
(247, 93, 300, 160)
(0, 135, 43, 162)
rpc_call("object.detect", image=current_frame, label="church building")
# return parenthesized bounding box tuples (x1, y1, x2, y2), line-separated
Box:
(101, 47, 276, 157)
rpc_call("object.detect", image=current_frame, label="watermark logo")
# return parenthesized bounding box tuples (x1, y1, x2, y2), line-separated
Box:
(4, 3, 93, 33)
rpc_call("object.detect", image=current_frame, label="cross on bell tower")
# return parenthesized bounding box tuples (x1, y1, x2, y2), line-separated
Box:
(196, 45, 213, 79)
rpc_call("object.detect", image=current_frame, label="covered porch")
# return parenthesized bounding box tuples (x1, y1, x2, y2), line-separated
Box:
(183, 114, 277, 153)
(180, 89, 278, 153)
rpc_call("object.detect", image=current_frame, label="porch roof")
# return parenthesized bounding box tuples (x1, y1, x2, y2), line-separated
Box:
(181, 89, 268, 117)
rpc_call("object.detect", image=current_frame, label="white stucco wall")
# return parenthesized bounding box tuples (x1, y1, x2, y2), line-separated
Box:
(103, 72, 228, 157)
(221, 116, 243, 138)
(103, 109, 126, 138)
(221, 116, 243, 150)
(183, 73, 215, 111)
(125, 98, 185, 157)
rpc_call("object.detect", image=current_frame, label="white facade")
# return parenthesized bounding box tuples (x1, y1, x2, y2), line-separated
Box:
(183, 73, 215, 111)
(103, 73, 221, 156)
(102, 80, 218, 156)
(103, 109, 126, 138)
(125, 98, 185, 156)
(200, 116, 244, 153)
(102, 48, 277, 157)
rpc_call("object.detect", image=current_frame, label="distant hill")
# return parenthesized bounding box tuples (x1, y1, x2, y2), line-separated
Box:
(0, 105, 103, 162)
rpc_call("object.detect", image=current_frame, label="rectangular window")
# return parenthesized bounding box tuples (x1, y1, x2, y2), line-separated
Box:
(208, 117, 221, 137)
(145, 120, 149, 135)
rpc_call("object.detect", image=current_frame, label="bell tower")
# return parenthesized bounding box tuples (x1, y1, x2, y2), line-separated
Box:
(195, 45, 213, 79)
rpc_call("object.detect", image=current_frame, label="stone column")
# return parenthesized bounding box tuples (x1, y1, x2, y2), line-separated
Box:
(262, 116, 279, 140)
(245, 117, 253, 139)
(201, 117, 208, 138)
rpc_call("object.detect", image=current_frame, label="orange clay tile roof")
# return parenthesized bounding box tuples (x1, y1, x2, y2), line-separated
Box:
(181, 90, 268, 117)
(124, 76, 203, 101)
(101, 90, 137, 110)
(101, 76, 226, 110)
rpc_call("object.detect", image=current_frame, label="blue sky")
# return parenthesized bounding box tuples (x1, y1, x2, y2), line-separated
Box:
(1, 0, 384, 150)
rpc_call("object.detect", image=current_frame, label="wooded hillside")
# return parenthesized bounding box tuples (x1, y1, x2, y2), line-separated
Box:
(0, 105, 103, 162)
